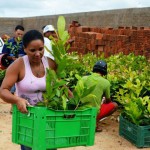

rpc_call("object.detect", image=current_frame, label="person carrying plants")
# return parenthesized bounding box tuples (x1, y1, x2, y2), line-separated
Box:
(0, 30, 59, 150)
(76, 60, 118, 132)
(1, 25, 26, 113)
(2, 25, 26, 59)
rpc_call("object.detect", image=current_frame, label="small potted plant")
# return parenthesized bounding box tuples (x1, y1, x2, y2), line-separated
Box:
(115, 69, 150, 148)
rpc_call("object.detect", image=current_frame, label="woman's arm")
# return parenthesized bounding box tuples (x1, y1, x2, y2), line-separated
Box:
(0, 58, 29, 113)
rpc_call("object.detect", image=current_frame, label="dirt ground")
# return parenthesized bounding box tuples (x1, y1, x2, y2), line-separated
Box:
(0, 99, 149, 150)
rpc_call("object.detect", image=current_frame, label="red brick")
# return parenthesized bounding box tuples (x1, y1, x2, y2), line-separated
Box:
(72, 21, 79, 26)
(96, 33, 103, 39)
(89, 39, 95, 45)
(75, 23, 81, 27)
(95, 39, 105, 45)
(125, 27, 131, 29)
(134, 51, 139, 56)
(118, 29, 125, 35)
(97, 46, 104, 52)
(118, 26, 125, 29)
(104, 52, 108, 58)
(84, 32, 97, 39)
(76, 26, 90, 33)
(86, 44, 95, 51)
(132, 26, 138, 30)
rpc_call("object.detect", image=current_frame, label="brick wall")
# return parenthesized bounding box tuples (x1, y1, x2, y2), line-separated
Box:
(68, 21, 150, 59)
(0, 7, 149, 58)
(0, 7, 150, 36)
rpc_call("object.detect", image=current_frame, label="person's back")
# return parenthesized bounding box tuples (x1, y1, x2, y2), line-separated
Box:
(77, 60, 118, 132)
(81, 73, 110, 109)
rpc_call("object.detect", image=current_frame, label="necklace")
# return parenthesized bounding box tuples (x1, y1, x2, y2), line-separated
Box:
(35, 62, 42, 77)
(30, 61, 43, 78)
(30, 63, 41, 83)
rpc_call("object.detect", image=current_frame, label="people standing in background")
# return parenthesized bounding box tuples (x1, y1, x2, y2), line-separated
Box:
(0, 34, 10, 53)
(0, 29, 57, 150)
(42, 24, 74, 60)
(1, 25, 26, 113)
(2, 25, 26, 59)
(1, 34, 10, 42)
(42, 25, 56, 60)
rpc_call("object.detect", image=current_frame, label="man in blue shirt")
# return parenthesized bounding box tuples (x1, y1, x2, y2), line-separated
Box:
(2, 25, 25, 113)
(2, 25, 26, 60)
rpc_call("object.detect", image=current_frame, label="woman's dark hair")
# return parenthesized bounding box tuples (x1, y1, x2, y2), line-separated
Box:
(15, 25, 24, 31)
(23, 30, 44, 48)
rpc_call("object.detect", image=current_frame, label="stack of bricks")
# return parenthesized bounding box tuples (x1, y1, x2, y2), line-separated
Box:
(68, 21, 150, 59)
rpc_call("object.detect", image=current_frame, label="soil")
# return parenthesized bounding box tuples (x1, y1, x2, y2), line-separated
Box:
(0, 99, 149, 150)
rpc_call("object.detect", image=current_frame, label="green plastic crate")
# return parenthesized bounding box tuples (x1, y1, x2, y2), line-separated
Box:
(12, 105, 97, 150)
(119, 115, 150, 148)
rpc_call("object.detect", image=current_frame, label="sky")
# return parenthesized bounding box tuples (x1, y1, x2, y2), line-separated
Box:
(0, 0, 149, 18)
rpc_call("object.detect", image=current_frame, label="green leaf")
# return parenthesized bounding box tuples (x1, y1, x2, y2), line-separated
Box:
(148, 103, 150, 113)
(74, 79, 84, 97)
(44, 45, 53, 56)
(57, 16, 65, 39)
(62, 95, 67, 110)
(53, 80, 67, 88)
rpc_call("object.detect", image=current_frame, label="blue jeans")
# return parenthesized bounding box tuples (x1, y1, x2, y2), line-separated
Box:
(21, 145, 31, 150)
(21, 145, 57, 150)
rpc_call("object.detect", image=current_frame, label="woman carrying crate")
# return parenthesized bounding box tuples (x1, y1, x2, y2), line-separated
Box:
(0, 30, 61, 150)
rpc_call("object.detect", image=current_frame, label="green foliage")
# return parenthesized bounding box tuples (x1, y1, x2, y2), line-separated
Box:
(67, 52, 150, 125)
(5, 37, 22, 58)
(107, 53, 150, 99)
(39, 16, 98, 110)
(37, 69, 68, 110)
(121, 96, 150, 125)
(37, 16, 71, 110)
(39, 15, 150, 122)
(107, 53, 150, 125)
(0, 70, 6, 80)
(68, 79, 98, 111)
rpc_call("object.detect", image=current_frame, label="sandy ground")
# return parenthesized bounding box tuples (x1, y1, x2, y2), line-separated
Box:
(0, 99, 149, 150)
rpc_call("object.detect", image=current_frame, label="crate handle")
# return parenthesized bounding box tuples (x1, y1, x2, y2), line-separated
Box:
(63, 114, 76, 119)
(26, 106, 33, 117)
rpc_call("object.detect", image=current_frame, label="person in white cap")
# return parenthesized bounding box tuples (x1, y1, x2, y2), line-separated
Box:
(42, 25, 56, 60)
(43, 25, 56, 39)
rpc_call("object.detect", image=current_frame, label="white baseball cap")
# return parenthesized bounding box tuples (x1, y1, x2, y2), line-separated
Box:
(43, 25, 55, 33)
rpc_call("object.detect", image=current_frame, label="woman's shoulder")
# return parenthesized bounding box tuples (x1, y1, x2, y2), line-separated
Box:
(9, 57, 24, 69)
(5, 57, 24, 77)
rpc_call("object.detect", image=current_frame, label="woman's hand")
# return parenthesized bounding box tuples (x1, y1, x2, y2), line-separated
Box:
(68, 89, 74, 98)
(16, 98, 31, 113)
